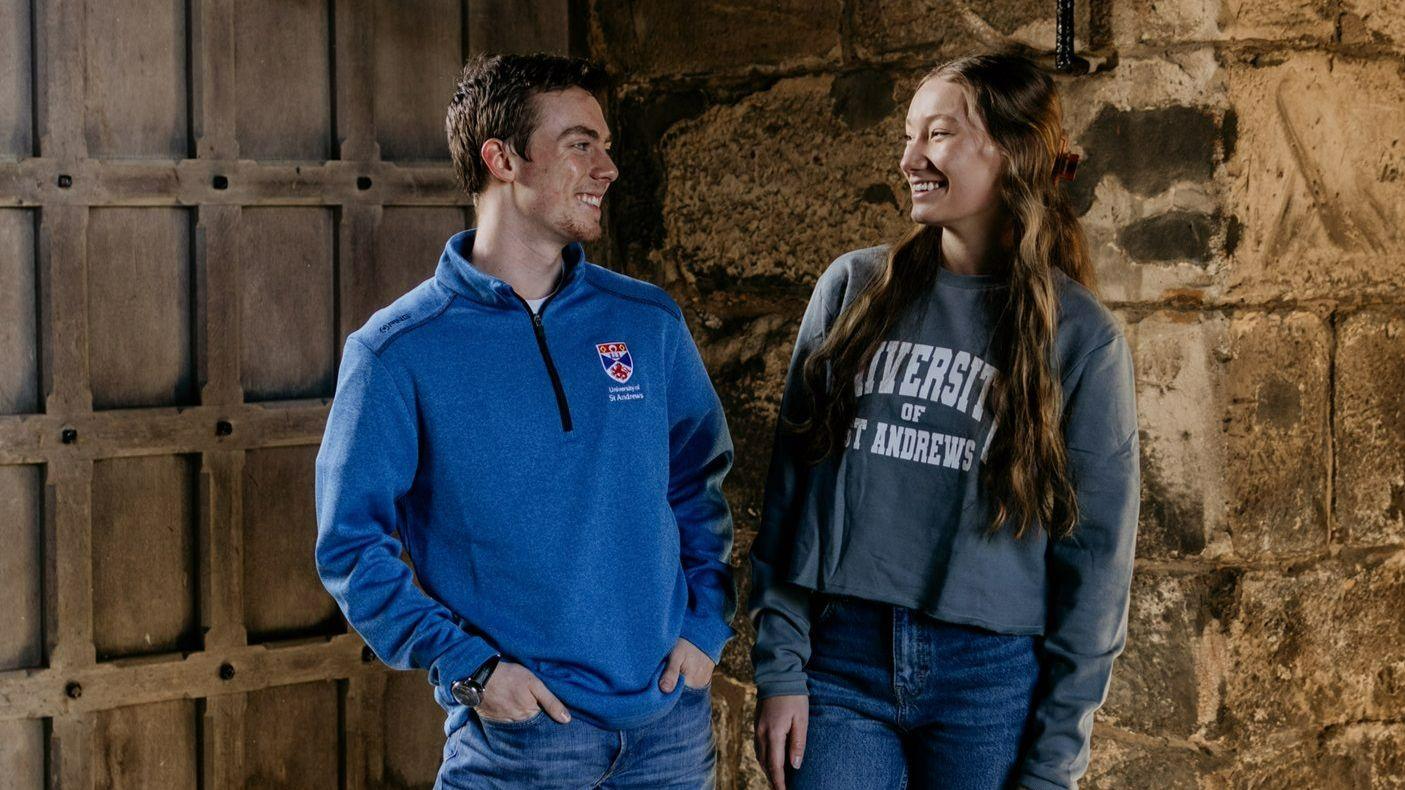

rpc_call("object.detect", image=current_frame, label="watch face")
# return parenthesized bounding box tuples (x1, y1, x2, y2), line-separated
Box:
(451, 681, 483, 708)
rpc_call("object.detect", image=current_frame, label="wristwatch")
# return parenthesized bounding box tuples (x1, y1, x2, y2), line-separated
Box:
(449, 655, 501, 707)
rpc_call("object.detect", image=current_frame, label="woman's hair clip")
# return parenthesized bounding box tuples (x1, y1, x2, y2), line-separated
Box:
(1053, 152, 1080, 183)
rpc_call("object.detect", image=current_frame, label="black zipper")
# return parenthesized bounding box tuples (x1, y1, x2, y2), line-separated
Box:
(515, 294, 573, 433)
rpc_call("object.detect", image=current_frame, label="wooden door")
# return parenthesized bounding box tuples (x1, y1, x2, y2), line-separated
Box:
(0, 1, 569, 787)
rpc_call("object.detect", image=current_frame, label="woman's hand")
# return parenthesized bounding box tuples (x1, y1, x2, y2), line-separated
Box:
(755, 694, 808, 790)
(475, 661, 571, 724)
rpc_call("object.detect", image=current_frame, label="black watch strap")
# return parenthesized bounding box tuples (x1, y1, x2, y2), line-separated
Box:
(450, 654, 501, 708)
(471, 654, 500, 687)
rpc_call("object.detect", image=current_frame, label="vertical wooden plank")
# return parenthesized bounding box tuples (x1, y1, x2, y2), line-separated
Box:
(93, 699, 199, 789)
(234, 0, 332, 161)
(201, 694, 246, 790)
(199, 450, 246, 650)
(334, 0, 377, 162)
(87, 208, 196, 410)
(83, 0, 190, 159)
(239, 208, 336, 402)
(244, 681, 340, 790)
(91, 454, 200, 660)
(51, 714, 95, 790)
(0, 210, 40, 415)
(0, 0, 33, 157)
(0, 464, 44, 671)
(372, 0, 462, 161)
(381, 671, 446, 789)
(343, 673, 387, 790)
(0, 718, 45, 789)
(34, 0, 87, 159)
(242, 445, 341, 643)
(197, 204, 243, 405)
(337, 204, 379, 346)
(361, 207, 465, 327)
(468, 0, 570, 56)
(191, 0, 237, 159)
(38, 206, 91, 415)
(45, 459, 94, 670)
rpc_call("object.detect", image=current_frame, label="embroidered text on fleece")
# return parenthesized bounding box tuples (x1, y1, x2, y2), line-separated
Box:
(315, 230, 736, 734)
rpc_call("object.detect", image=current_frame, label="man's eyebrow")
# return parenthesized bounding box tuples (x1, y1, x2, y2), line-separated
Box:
(558, 125, 611, 143)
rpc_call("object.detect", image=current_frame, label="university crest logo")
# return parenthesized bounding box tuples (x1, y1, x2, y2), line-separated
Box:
(596, 342, 634, 383)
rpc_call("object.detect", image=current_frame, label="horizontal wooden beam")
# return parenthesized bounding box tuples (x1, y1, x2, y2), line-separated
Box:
(0, 159, 469, 207)
(0, 633, 386, 721)
(0, 401, 331, 464)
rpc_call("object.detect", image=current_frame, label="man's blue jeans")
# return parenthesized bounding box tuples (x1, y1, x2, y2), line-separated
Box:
(435, 682, 716, 789)
(788, 595, 1040, 790)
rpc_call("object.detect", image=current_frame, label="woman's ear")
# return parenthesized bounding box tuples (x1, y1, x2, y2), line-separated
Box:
(480, 139, 516, 185)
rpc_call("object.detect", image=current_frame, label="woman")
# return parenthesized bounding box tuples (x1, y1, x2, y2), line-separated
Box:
(750, 54, 1139, 790)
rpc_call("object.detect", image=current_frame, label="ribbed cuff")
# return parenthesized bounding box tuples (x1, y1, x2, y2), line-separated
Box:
(755, 674, 809, 700)
(1016, 770, 1074, 790)
(680, 614, 735, 664)
(427, 637, 499, 701)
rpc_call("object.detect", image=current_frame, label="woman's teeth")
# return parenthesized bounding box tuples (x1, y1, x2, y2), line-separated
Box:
(912, 182, 946, 193)
(578, 194, 602, 207)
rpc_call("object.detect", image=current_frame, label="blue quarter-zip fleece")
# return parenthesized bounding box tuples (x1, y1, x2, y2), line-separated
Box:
(315, 229, 736, 733)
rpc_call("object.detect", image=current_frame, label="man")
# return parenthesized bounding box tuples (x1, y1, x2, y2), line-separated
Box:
(315, 54, 735, 789)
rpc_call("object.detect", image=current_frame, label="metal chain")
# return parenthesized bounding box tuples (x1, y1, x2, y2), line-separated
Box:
(1055, 0, 1076, 72)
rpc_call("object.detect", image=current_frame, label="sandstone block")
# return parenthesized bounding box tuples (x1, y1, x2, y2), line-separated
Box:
(1222, 54, 1405, 303)
(1213, 722, 1405, 788)
(1127, 310, 1330, 560)
(1336, 310, 1405, 547)
(1221, 552, 1405, 740)
(1102, 570, 1239, 741)
(1220, 311, 1331, 557)
(656, 74, 916, 288)
(1058, 51, 1233, 303)
(1342, 0, 1405, 47)
(1083, 732, 1214, 789)
(593, 0, 840, 78)
(851, 0, 1090, 60)
(1109, 0, 1336, 48)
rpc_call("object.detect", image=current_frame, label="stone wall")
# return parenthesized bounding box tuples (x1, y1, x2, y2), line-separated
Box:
(582, 1, 1405, 786)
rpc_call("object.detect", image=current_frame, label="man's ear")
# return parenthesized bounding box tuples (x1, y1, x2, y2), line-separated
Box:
(480, 139, 516, 185)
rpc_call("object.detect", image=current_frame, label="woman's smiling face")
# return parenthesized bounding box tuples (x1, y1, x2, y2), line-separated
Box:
(900, 76, 1006, 233)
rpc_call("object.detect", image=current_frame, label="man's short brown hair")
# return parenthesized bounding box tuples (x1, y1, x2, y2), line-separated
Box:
(445, 53, 607, 199)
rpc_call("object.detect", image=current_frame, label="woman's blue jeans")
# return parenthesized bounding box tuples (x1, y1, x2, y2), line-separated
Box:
(788, 595, 1041, 790)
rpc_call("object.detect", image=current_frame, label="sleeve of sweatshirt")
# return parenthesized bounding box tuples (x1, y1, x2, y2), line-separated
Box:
(1017, 333, 1141, 790)
(749, 267, 842, 700)
(315, 337, 498, 701)
(666, 317, 737, 664)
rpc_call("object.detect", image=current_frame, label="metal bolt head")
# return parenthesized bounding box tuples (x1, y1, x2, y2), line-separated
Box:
(356, 176, 373, 191)
(218, 662, 236, 681)
(215, 419, 233, 436)
(65, 681, 82, 699)
(212, 175, 229, 190)
(61, 427, 77, 444)
(361, 646, 376, 664)
(57, 174, 73, 188)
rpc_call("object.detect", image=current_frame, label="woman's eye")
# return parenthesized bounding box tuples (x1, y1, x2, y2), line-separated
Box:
(930, 130, 950, 138)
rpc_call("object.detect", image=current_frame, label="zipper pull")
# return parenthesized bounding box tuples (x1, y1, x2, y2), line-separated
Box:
(532, 313, 543, 328)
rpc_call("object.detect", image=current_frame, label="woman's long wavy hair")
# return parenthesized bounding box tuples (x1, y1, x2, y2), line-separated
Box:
(793, 54, 1095, 540)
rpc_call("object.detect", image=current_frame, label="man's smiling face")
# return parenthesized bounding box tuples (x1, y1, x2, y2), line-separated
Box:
(511, 87, 618, 245)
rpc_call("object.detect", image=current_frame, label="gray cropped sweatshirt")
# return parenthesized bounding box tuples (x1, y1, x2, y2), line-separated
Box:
(749, 247, 1140, 790)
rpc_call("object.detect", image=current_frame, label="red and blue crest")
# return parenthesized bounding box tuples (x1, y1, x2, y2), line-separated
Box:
(597, 341, 634, 383)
